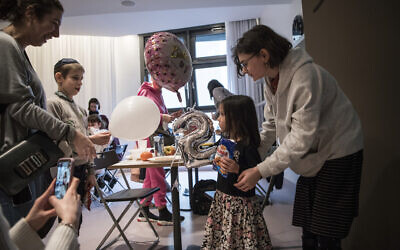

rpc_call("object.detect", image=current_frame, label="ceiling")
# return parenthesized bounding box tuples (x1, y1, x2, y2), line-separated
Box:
(61, 0, 283, 17)
(59, 0, 292, 36)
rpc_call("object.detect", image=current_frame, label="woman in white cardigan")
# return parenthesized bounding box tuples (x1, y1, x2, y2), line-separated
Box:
(219, 25, 363, 250)
(0, 178, 81, 250)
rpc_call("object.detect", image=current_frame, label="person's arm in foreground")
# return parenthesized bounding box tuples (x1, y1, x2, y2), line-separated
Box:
(9, 178, 81, 250)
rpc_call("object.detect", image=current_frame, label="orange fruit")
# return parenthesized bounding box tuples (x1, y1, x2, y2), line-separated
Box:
(140, 151, 153, 161)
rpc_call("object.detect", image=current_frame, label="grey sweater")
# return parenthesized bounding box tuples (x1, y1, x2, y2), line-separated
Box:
(257, 48, 363, 177)
(0, 31, 74, 152)
(47, 92, 89, 166)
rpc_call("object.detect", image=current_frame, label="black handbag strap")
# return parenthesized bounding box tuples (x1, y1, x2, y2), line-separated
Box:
(0, 106, 6, 152)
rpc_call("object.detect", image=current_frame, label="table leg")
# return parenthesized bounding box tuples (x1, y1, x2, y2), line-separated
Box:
(171, 166, 182, 250)
(195, 167, 199, 183)
(188, 168, 193, 206)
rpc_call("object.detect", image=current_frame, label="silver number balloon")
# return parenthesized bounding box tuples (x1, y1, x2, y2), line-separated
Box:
(173, 109, 216, 168)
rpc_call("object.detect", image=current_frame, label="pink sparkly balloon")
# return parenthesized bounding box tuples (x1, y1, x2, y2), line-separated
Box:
(144, 32, 193, 93)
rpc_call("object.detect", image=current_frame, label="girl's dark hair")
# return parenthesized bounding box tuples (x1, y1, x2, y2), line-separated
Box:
(207, 79, 224, 98)
(233, 25, 292, 77)
(88, 114, 102, 124)
(221, 95, 260, 147)
(54, 58, 84, 78)
(88, 98, 100, 110)
(0, 0, 63, 23)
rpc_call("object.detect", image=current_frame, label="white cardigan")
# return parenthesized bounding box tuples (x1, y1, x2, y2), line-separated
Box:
(257, 48, 363, 177)
(0, 208, 79, 250)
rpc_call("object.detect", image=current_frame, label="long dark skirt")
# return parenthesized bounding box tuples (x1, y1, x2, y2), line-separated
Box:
(292, 150, 363, 239)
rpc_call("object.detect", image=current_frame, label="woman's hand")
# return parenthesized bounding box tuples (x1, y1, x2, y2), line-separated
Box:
(162, 114, 174, 123)
(234, 167, 262, 192)
(25, 179, 57, 231)
(218, 157, 240, 174)
(49, 178, 81, 228)
(89, 131, 111, 145)
(73, 131, 96, 161)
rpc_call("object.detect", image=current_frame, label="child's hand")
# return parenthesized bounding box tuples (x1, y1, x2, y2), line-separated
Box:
(218, 157, 239, 174)
(162, 114, 174, 123)
(73, 131, 96, 161)
(89, 132, 111, 145)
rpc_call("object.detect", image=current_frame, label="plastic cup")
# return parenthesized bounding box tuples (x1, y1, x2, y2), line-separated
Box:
(137, 139, 147, 149)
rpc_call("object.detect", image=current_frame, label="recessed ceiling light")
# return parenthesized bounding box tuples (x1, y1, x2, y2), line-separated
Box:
(121, 0, 135, 7)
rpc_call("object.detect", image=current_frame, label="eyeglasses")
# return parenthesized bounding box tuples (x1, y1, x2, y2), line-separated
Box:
(239, 53, 258, 73)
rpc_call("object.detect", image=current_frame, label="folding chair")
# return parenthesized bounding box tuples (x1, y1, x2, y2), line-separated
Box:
(103, 144, 128, 190)
(93, 151, 160, 250)
(261, 175, 276, 208)
(93, 150, 120, 198)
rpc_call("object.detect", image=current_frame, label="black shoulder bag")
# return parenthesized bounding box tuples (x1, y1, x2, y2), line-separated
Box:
(0, 101, 63, 198)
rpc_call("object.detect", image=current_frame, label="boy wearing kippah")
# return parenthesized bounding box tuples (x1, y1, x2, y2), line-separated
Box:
(47, 58, 111, 232)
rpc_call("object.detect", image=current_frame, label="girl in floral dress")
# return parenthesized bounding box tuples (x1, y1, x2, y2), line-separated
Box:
(201, 95, 272, 249)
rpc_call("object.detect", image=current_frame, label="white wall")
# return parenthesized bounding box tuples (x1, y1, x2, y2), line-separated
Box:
(260, 0, 303, 44)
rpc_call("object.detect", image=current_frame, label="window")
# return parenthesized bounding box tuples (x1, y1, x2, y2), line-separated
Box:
(195, 33, 226, 58)
(141, 24, 227, 114)
(194, 65, 227, 107)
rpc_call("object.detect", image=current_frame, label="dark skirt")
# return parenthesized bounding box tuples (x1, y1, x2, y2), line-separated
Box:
(292, 150, 363, 239)
(201, 190, 272, 250)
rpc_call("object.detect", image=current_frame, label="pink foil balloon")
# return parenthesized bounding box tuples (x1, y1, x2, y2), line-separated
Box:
(144, 32, 193, 93)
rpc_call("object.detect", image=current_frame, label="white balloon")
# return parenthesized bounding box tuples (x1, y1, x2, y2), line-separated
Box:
(109, 96, 160, 140)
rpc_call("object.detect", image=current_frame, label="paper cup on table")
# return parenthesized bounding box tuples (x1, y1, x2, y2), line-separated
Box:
(130, 149, 144, 160)
(137, 139, 147, 149)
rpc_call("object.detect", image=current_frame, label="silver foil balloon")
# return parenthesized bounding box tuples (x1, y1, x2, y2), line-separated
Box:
(173, 109, 217, 168)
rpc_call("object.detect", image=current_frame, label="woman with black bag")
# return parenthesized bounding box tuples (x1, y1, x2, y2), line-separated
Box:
(0, 0, 96, 235)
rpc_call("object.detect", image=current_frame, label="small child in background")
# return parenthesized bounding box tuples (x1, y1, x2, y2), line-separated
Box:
(47, 58, 111, 232)
(201, 95, 272, 249)
(88, 114, 109, 153)
(207, 79, 233, 120)
(97, 115, 124, 161)
(87, 114, 118, 190)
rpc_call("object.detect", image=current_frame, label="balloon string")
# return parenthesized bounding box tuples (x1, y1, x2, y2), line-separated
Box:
(176, 91, 182, 103)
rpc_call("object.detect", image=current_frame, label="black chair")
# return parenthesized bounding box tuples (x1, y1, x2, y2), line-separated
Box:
(93, 150, 160, 249)
(104, 144, 128, 190)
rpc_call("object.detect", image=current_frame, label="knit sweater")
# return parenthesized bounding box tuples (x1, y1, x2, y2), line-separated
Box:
(257, 48, 363, 177)
(0, 207, 78, 250)
(47, 91, 89, 166)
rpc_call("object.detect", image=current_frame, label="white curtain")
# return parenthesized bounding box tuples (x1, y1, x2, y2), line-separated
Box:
(27, 35, 140, 117)
(225, 19, 265, 128)
(26, 35, 142, 150)
(27, 35, 125, 118)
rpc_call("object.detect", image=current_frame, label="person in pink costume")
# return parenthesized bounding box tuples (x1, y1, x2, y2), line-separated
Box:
(136, 80, 184, 226)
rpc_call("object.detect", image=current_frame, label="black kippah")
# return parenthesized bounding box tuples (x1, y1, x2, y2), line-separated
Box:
(54, 58, 79, 73)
